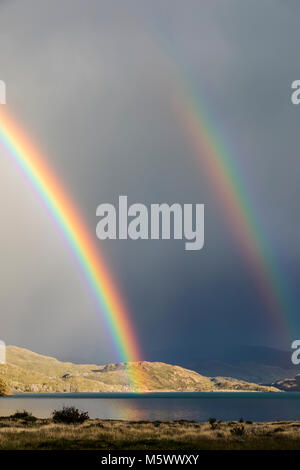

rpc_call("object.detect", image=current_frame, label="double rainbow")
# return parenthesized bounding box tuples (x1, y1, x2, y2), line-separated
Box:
(0, 108, 141, 390)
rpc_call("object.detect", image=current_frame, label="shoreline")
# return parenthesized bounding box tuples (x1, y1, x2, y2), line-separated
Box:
(1, 390, 289, 398)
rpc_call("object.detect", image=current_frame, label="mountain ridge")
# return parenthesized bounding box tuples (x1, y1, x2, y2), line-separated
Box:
(150, 345, 300, 383)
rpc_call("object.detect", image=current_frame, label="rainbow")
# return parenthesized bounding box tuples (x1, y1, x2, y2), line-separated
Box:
(173, 89, 295, 341)
(138, 4, 297, 341)
(0, 107, 142, 390)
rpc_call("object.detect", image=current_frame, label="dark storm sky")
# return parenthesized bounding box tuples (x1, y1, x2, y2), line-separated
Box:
(0, 0, 299, 363)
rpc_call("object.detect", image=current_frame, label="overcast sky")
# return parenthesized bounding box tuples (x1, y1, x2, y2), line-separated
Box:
(0, 0, 299, 364)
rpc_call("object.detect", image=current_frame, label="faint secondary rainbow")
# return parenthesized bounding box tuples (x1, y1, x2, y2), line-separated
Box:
(0, 107, 142, 390)
(140, 4, 296, 341)
(173, 88, 295, 340)
(138, 4, 298, 340)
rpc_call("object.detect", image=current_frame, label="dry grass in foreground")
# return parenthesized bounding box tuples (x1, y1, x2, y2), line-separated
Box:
(1, 413, 300, 449)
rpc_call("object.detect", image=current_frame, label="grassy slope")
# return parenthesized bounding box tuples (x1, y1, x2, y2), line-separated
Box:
(0, 417, 299, 450)
(0, 345, 279, 393)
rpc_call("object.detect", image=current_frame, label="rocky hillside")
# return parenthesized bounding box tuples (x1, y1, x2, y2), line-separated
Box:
(0, 376, 11, 396)
(272, 374, 300, 391)
(0, 346, 280, 393)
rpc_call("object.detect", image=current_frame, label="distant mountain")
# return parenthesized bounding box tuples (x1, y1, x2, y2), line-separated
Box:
(150, 345, 300, 384)
(0, 346, 279, 393)
(272, 374, 300, 392)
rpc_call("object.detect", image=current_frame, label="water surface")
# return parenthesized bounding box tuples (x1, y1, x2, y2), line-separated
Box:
(1, 392, 300, 422)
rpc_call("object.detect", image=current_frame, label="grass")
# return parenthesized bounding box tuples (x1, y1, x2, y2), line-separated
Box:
(1, 414, 300, 449)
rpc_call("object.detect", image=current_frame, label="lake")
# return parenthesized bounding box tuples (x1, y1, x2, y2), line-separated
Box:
(1, 392, 300, 422)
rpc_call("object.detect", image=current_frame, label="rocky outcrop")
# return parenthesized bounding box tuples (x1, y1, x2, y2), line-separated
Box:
(272, 374, 300, 391)
(0, 376, 11, 396)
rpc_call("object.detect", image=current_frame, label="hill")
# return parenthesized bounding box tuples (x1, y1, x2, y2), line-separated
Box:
(0, 346, 280, 393)
(272, 374, 300, 391)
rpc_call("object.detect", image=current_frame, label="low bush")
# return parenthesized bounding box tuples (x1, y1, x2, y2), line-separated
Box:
(208, 417, 218, 430)
(52, 406, 89, 424)
(230, 424, 245, 436)
(11, 410, 37, 423)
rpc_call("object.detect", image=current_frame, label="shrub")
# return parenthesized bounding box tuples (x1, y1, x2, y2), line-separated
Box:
(11, 410, 37, 423)
(273, 426, 284, 433)
(208, 417, 218, 430)
(52, 406, 89, 424)
(239, 417, 244, 423)
(230, 424, 245, 436)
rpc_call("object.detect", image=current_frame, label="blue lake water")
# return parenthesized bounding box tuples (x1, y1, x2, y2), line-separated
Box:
(1, 393, 300, 422)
